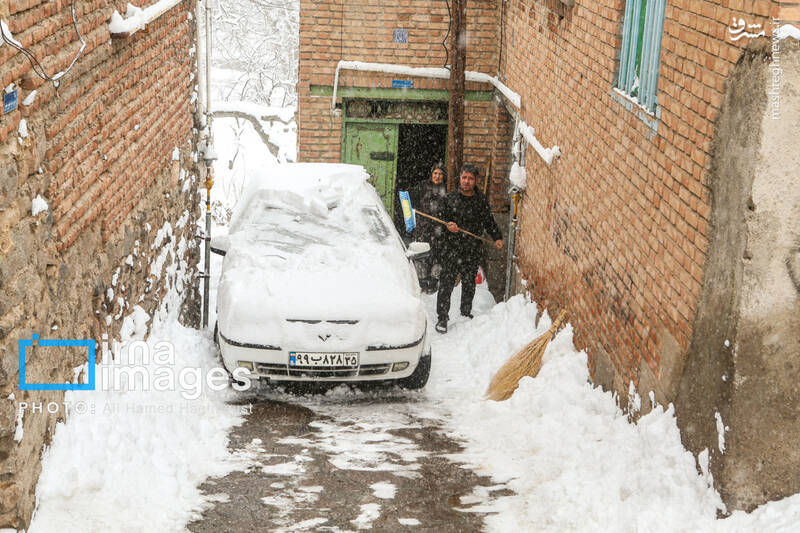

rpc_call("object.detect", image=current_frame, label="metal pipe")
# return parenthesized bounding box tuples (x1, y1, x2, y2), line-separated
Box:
(203, 168, 212, 329)
(194, 0, 205, 123)
(330, 60, 522, 115)
(205, 0, 213, 137)
(201, 0, 214, 329)
(516, 120, 560, 166)
(504, 128, 525, 301)
(503, 189, 520, 302)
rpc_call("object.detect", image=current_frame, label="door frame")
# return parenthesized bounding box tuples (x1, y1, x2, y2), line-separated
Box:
(340, 98, 450, 218)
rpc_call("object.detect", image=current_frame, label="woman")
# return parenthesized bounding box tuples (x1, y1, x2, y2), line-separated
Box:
(409, 163, 447, 293)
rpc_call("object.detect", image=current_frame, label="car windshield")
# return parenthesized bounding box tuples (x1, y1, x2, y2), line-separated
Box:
(230, 190, 392, 256)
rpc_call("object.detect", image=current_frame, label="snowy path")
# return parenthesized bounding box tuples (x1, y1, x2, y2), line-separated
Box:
(187, 393, 506, 532)
(27, 114, 800, 532)
(29, 281, 800, 532)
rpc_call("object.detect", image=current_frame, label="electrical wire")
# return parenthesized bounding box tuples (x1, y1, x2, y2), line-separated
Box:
(0, 0, 86, 86)
(442, 0, 451, 69)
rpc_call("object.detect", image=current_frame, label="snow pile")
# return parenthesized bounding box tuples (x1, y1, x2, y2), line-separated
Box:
(509, 161, 526, 190)
(776, 24, 800, 40)
(109, 0, 181, 35)
(30, 313, 244, 531)
(0, 20, 21, 47)
(424, 293, 800, 532)
(18, 119, 28, 138)
(31, 195, 49, 216)
(29, 242, 245, 532)
(22, 90, 37, 106)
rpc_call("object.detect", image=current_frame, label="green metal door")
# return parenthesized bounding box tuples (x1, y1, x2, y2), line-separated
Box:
(342, 122, 399, 216)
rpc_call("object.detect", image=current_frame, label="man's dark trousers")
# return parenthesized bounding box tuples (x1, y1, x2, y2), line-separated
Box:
(436, 246, 479, 320)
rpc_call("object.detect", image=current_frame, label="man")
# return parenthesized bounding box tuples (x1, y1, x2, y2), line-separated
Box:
(409, 162, 447, 293)
(435, 164, 503, 333)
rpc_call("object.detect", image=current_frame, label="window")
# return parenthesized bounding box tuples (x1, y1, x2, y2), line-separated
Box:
(616, 0, 667, 113)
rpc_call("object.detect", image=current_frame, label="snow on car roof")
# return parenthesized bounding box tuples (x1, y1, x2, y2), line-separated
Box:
(229, 163, 370, 229)
(228, 163, 395, 255)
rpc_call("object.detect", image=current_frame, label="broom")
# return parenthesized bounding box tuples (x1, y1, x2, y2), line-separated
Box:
(415, 210, 496, 245)
(485, 309, 569, 401)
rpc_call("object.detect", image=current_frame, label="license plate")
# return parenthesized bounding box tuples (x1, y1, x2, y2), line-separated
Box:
(288, 352, 359, 367)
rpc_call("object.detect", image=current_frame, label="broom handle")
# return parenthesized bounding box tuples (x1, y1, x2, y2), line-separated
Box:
(415, 210, 496, 245)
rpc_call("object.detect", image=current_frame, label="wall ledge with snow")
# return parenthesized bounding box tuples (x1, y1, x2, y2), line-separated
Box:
(109, 0, 182, 36)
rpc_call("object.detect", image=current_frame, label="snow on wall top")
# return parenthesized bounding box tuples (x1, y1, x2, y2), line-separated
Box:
(109, 0, 182, 35)
(211, 101, 296, 124)
(776, 24, 800, 40)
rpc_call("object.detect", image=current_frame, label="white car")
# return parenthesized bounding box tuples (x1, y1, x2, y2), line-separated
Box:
(211, 163, 431, 389)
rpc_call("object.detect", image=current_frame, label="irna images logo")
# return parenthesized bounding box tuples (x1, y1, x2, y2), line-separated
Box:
(18, 334, 96, 391)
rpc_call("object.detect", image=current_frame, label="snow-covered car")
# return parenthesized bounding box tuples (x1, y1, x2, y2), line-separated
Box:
(211, 163, 431, 389)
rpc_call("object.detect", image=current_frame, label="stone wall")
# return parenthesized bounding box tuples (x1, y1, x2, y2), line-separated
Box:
(676, 39, 800, 512)
(0, 0, 201, 528)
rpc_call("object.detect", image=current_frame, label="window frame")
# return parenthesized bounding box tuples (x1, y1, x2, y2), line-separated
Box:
(616, 0, 667, 114)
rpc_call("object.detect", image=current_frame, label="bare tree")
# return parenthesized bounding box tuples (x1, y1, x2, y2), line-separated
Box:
(212, 0, 299, 107)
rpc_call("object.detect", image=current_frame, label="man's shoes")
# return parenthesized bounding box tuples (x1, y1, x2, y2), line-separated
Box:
(435, 319, 448, 333)
(461, 312, 474, 319)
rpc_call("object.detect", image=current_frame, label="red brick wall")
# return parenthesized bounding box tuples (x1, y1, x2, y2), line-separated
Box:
(1, 0, 195, 251)
(501, 0, 780, 388)
(297, 0, 512, 207)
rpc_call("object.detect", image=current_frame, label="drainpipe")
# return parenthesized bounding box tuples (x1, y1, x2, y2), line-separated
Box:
(205, 0, 213, 133)
(330, 61, 522, 115)
(194, 0, 205, 126)
(201, 0, 215, 329)
(516, 120, 560, 166)
(504, 126, 525, 301)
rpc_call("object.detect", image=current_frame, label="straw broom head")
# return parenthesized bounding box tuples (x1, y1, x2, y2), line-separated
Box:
(485, 310, 569, 402)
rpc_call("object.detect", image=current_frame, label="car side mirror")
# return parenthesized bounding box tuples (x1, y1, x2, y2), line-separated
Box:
(210, 235, 230, 256)
(406, 241, 431, 260)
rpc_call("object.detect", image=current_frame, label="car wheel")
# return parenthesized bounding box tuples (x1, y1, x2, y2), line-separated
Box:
(397, 350, 431, 390)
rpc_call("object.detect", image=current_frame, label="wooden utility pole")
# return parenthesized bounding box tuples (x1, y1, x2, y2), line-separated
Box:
(447, 0, 466, 190)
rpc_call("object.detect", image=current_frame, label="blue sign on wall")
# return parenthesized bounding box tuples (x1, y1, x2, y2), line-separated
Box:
(393, 29, 408, 44)
(392, 80, 414, 89)
(3, 90, 18, 114)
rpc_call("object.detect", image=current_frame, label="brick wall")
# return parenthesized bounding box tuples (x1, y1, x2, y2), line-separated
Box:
(2, 0, 195, 248)
(0, 0, 201, 527)
(500, 0, 783, 396)
(297, 0, 512, 206)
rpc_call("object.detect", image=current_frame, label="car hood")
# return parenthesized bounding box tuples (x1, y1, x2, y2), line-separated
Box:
(217, 247, 425, 350)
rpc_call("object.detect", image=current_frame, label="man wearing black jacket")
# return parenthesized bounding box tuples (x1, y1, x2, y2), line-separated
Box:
(435, 164, 503, 333)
